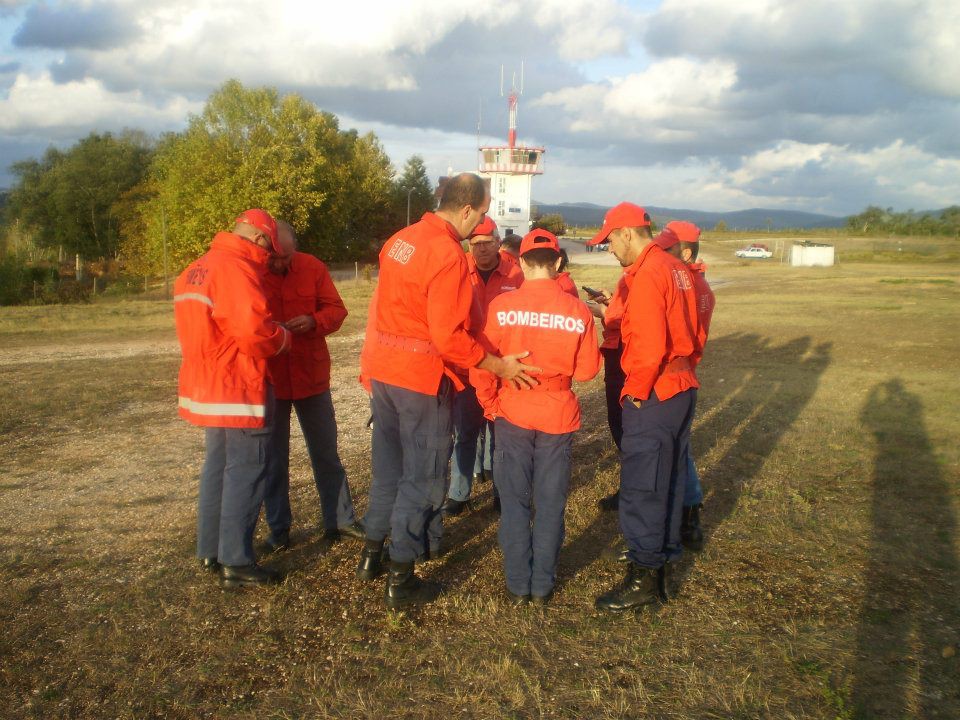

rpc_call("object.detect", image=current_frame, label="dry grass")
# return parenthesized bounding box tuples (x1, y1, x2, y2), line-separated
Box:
(1, 244, 958, 719)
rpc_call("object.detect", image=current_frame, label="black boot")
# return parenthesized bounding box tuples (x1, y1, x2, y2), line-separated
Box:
(385, 561, 440, 609)
(657, 563, 672, 603)
(594, 563, 662, 612)
(681, 504, 704, 551)
(597, 490, 620, 512)
(219, 563, 281, 589)
(355, 539, 386, 581)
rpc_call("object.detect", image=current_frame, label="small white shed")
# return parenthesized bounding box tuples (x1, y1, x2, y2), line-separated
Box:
(790, 242, 835, 267)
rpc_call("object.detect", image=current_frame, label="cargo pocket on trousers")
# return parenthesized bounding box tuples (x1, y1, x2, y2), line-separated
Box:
(416, 433, 451, 509)
(621, 434, 661, 493)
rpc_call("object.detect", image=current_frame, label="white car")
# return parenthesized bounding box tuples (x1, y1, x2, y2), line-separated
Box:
(735, 246, 773, 259)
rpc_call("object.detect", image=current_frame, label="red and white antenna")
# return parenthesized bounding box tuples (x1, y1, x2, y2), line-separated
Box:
(501, 62, 524, 149)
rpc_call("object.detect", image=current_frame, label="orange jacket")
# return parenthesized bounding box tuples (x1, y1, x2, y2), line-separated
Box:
(466, 252, 524, 334)
(556, 271, 580, 299)
(265, 252, 347, 400)
(600, 273, 630, 350)
(620, 243, 701, 404)
(470, 278, 601, 434)
(174, 232, 290, 428)
(363, 212, 486, 395)
(689, 262, 716, 355)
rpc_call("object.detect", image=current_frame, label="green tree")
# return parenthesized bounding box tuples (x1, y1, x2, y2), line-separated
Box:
(713, 220, 728, 232)
(134, 80, 396, 271)
(393, 155, 435, 226)
(531, 212, 567, 236)
(7, 131, 152, 259)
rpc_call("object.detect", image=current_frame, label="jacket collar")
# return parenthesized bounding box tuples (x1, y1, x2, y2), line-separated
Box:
(211, 231, 271, 265)
(420, 212, 462, 243)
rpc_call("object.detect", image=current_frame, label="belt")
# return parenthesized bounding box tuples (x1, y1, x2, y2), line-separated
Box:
(376, 330, 440, 357)
(520, 375, 572, 392)
(663, 356, 691, 373)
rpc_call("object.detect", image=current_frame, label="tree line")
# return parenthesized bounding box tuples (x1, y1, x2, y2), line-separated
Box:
(846, 205, 960, 237)
(2, 80, 436, 275)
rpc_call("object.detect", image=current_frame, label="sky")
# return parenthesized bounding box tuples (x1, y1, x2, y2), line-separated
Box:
(0, 0, 958, 216)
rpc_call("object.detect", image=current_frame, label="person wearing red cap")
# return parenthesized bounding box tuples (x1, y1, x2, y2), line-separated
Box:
(591, 203, 702, 612)
(174, 208, 292, 589)
(357, 173, 540, 609)
(259, 222, 364, 555)
(470, 229, 601, 605)
(665, 220, 715, 550)
(585, 207, 653, 512)
(441, 217, 524, 518)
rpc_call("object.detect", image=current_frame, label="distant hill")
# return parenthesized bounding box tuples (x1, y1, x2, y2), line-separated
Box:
(532, 201, 847, 230)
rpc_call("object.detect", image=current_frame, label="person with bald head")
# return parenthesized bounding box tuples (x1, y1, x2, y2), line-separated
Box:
(174, 209, 291, 589)
(260, 222, 363, 556)
(358, 172, 540, 609)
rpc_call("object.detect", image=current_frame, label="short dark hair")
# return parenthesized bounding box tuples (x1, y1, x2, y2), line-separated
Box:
(521, 247, 560, 268)
(501, 236, 521, 252)
(558, 248, 569, 271)
(680, 240, 700, 261)
(438, 173, 486, 212)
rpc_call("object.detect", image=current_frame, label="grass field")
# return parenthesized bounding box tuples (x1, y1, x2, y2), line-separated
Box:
(1, 237, 958, 719)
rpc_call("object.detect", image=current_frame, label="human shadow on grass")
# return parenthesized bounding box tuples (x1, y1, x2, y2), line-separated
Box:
(557, 333, 832, 598)
(850, 379, 959, 719)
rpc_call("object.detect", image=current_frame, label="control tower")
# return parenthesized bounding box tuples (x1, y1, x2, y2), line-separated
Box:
(477, 66, 545, 236)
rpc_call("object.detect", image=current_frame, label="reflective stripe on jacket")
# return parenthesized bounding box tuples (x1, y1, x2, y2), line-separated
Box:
(265, 252, 347, 400)
(363, 212, 485, 395)
(174, 232, 290, 428)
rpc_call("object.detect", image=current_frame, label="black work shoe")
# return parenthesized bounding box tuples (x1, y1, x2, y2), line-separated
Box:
(531, 590, 554, 606)
(259, 530, 290, 554)
(385, 561, 441, 609)
(200, 557, 220, 573)
(338, 521, 365, 540)
(440, 497, 469, 518)
(681, 504, 704, 551)
(507, 590, 531, 607)
(657, 564, 672, 603)
(356, 540, 386, 581)
(417, 543, 446, 563)
(219, 563, 281, 589)
(597, 490, 620, 512)
(492, 496, 501, 515)
(473, 471, 489, 485)
(317, 529, 341, 552)
(594, 563, 662, 612)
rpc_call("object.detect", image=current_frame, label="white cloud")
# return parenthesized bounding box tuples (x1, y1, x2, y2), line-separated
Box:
(0, 71, 200, 135)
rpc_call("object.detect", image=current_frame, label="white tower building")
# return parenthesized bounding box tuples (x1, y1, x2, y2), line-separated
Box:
(477, 68, 545, 236)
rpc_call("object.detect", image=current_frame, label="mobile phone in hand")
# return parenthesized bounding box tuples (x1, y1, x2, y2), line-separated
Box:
(581, 285, 604, 298)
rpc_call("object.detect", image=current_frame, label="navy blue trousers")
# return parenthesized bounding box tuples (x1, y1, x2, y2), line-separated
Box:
(197, 424, 272, 567)
(601, 345, 625, 451)
(366, 379, 453, 563)
(494, 417, 573, 598)
(448, 385, 485, 502)
(619, 388, 696, 568)
(263, 391, 357, 536)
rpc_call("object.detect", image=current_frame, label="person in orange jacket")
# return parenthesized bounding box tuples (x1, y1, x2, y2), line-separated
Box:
(441, 216, 524, 518)
(259, 222, 364, 554)
(665, 220, 716, 550)
(470, 229, 601, 605)
(356, 173, 540, 609)
(592, 203, 703, 612)
(555, 248, 581, 299)
(585, 209, 654, 512)
(174, 209, 291, 589)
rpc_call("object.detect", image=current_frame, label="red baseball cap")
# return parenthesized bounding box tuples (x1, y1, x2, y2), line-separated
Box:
(235, 209, 279, 253)
(665, 220, 701, 243)
(519, 228, 560, 255)
(652, 227, 681, 250)
(588, 202, 651, 246)
(469, 216, 499, 240)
